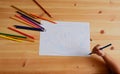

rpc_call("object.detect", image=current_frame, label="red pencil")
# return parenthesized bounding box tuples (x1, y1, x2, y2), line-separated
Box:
(8, 27, 35, 39)
(10, 16, 34, 27)
(15, 14, 39, 28)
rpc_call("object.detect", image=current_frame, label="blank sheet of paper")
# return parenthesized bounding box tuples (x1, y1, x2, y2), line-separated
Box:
(39, 20, 90, 56)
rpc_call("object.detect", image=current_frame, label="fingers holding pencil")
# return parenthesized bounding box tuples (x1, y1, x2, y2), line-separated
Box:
(91, 44, 104, 56)
(89, 44, 105, 56)
(90, 44, 112, 56)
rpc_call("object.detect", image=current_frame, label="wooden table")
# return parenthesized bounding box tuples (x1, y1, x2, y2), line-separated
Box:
(0, 0, 120, 74)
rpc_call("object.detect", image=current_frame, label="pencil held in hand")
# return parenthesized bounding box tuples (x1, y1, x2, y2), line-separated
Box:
(89, 43, 112, 55)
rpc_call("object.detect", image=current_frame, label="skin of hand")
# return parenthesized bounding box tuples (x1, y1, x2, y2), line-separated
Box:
(91, 44, 120, 74)
(92, 44, 106, 56)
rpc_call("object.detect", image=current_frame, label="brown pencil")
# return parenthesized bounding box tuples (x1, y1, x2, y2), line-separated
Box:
(11, 5, 34, 18)
(32, 0, 52, 18)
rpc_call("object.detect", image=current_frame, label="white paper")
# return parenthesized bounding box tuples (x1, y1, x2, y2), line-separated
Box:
(39, 20, 90, 56)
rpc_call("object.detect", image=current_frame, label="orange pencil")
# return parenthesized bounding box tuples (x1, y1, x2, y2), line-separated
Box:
(8, 27, 35, 39)
(30, 13, 56, 24)
(10, 17, 34, 27)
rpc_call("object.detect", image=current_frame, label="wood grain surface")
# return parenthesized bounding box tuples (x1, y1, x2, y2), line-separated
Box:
(0, 0, 120, 74)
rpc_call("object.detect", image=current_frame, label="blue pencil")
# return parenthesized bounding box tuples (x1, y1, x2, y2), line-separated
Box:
(21, 15, 42, 28)
(14, 25, 45, 32)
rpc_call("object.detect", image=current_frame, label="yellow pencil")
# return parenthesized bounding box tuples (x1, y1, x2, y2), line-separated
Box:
(0, 35, 22, 42)
(12, 37, 34, 42)
(10, 17, 34, 27)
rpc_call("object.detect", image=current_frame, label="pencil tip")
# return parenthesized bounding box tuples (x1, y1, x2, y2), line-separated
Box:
(11, 5, 14, 7)
(43, 29, 46, 32)
(88, 53, 92, 55)
(49, 16, 53, 18)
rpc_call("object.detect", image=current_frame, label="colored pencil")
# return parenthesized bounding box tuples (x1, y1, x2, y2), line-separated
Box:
(8, 27, 35, 39)
(32, 0, 52, 18)
(14, 14, 39, 28)
(0, 32, 26, 38)
(10, 17, 34, 27)
(21, 15, 42, 28)
(30, 13, 56, 24)
(0, 35, 22, 42)
(15, 14, 45, 31)
(14, 25, 44, 31)
(99, 43, 112, 50)
(12, 37, 34, 42)
(22, 38, 34, 42)
(89, 43, 112, 55)
(11, 5, 34, 18)
(20, 15, 45, 31)
(19, 38, 34, 42)
(16, 11, 41, 24)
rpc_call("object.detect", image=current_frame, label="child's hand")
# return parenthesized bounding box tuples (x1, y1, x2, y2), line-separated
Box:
(92, 44, 106, 57)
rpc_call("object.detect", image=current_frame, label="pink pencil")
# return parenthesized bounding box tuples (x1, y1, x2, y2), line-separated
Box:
(15, 15, 39, 28)
(8, 27, 35, 39)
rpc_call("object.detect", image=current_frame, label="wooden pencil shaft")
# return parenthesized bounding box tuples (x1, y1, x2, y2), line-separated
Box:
(32, 0, 52, 18)
(21, 15, 45, 31)
(14, 25, 44, 31)
(16, 11, 41, 24)
(21, 15, 41, 28)
(0, 35, 22, 42)
(10, 17, 34, 27)
(99, 43, 112, 50)
(15, 13, 43, 29)
(0, 32, 26, 38)
(30, 13, 56, 24)
(15, 15, 39, 28)
(11, 5, 34, 18)
(8, 27, 35, 39)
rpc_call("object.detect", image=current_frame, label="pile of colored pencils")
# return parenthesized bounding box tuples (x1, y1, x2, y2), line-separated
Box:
(0, 0, 56, 42)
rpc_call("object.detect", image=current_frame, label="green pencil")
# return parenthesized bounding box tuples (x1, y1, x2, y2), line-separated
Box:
(0, 32, 27, 39)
